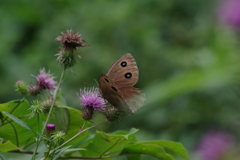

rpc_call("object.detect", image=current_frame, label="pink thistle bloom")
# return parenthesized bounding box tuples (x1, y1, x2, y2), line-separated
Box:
(77, 87, 107, 120)
(77, 87, 106, 110)
(217, 0, 240, 29)
(35, 68, 56, 90)
(16, 80, 23, 84)
(197, 131, 234, 160)
(46, 123, 56, 136)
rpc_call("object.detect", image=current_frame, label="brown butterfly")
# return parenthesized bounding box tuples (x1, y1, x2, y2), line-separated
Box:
(98, 53, 145, 114)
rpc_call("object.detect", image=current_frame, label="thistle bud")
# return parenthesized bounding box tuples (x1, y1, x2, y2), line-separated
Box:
(14, 80, 28, 96)
(46, 123, 56, 137)
(52, 131, 65, 147)
(29, 100, 43, 118)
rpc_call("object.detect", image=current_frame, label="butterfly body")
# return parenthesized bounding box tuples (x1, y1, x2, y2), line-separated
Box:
(98, 53, 145, 114)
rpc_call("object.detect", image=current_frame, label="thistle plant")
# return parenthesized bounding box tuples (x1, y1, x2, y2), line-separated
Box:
(77, 87, 107, 120)
(0, 29, 189, 160)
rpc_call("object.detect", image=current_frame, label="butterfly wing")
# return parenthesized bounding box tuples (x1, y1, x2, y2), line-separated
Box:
(99, 53, 145, 114)
(98, 74, 132, 113)
(119, 86, 145, 113)
(106, 53, 139, 87)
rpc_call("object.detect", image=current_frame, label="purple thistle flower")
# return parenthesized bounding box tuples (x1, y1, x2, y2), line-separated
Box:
(77, 87, 107, 120)
(46, 123, 56, 136)
(197, 131, 234, 160)
(35, 68, 56, 90)
(77, 87, 106, 110)
(217, 0, 240, 29)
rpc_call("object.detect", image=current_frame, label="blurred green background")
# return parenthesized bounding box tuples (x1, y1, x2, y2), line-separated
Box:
(2, 0, 240, 159)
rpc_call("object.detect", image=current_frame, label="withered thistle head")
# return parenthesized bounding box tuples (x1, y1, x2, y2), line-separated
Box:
(55, 30, 87, 69)
(103, 107, 126, 122)
(40, 97, 55, 113)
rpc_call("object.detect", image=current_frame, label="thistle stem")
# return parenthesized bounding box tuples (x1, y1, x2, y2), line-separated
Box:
(41, 68, 65, 134)
(37, 69, 65, 159)
(50, 118, 108, 155)
(31, 114, 40, 160)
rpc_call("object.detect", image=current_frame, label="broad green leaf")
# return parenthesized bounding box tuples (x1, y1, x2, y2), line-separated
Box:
(137, 141, 189, 160)
(71, 134, 94, 148)
(49, 107, 69, 133)
(154, 140, 189, 160)
(0, 100, 29, 113)
(122, 143, 174, 160)
(3, 111, 32, 131)
(111, 128, 139, 139)
(52, 93, 69, 132)
(0, 100, 46, 147)
(81, 128, 138, 157)
(58, 107, 90, 146)
(0, 141, 20, 152)
(127, 154, 140, 160)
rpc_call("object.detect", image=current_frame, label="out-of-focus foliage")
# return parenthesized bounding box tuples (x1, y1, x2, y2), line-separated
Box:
(1, 0, 240, 159)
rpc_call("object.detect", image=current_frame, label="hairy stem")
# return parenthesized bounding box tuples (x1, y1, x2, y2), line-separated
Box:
(50, 118, 107, 156)
(31, 114, 40, 160)
(34, 69, 65, 159)
(41, 68, 65, 134)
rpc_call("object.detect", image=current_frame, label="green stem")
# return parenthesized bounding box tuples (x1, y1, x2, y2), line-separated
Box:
(54, 120, 87, 151)
(31, 69, 66, 159)
(42, 121, 87, 160)
(41, 68, 65, 134)
(31, 114, 40, 160)
(50, 118, 108, 156)
(44, 146, 52, 160)
(39, 69, 65, 160)
(6, 119, 19, 147)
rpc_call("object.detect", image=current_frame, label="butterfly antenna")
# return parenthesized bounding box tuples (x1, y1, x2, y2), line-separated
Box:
(69, 68, 77, 76)
(94, 79, 99, 85)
